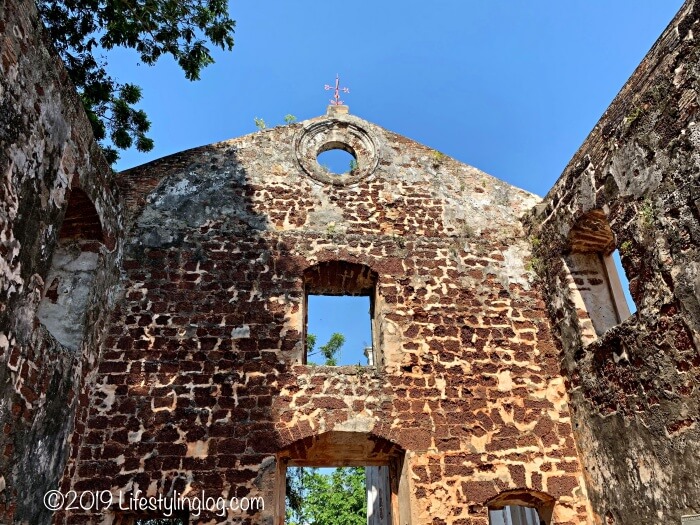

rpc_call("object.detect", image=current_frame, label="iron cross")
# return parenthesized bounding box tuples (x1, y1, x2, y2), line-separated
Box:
(324, 74, 349, 106)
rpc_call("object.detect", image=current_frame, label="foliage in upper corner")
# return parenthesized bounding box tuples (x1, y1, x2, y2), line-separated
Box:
(37, 0, 235, 164)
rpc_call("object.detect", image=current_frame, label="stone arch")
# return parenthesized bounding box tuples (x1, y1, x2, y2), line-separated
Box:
(566, 209, 616, 254)
(278, 430, 404, 466)
(303, 260, 378, 296)
(57, 187, 107, 246)
(486, 488, 555, 524)
(37, 187, 110, 349)
(563, 209, 634, 343)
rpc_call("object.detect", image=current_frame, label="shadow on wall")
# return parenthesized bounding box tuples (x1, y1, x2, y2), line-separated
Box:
(2, 184, 117, 524)
(64, 145, 300, 523)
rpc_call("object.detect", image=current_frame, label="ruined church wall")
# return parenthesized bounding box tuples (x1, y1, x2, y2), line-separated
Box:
(526, 1, 700, 523)
(0, 1, 123, 522)
(64, 117, 590, 524)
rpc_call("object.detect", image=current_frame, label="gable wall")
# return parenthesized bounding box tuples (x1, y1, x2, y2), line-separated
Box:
(62, 118, 590, 524)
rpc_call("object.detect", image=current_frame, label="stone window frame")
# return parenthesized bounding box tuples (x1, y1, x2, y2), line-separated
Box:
(275, 431, 411, 525)
(294, 116, 380, 187)
(301, 261, 381, 367)
(485, 488, 555, 525)
(563, 209, 634, 345)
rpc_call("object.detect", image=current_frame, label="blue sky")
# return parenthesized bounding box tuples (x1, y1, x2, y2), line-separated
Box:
(307, 296, 372, 366)
(112, 1, 683, 198)
(108, 2, 679, 362)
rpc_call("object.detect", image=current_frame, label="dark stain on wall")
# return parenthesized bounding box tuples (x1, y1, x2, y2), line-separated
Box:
(526, 1, 700, 522)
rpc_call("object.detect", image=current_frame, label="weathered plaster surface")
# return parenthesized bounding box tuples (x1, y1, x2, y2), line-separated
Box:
(37, 244, 101, 350)
(526, 1, 700, 523)
(0, 1, 121, 522)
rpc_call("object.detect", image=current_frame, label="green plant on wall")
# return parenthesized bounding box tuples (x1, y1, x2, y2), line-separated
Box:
(432, 150, 446, 166)
(284, 114, 297, 124)
(639, 198, 654, 229)
(392, 234, 406, 248)
(525, 256, 545, 277)
(254, 117, 267, 130)
(624, 105, 644, 128)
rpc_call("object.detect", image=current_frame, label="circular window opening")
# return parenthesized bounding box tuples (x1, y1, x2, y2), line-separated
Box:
(317, 148, 358, 176)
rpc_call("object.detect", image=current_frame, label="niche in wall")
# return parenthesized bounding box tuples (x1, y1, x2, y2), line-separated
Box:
(37, 188, 107, 350)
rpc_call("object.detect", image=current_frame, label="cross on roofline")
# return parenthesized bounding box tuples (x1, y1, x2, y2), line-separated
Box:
(324, 74, 349, 106)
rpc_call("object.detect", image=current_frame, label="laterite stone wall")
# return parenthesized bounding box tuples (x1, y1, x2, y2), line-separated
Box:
(0, 0, 121, 523)
(526, 1, 700, 523)
(62, 112, 591, 524)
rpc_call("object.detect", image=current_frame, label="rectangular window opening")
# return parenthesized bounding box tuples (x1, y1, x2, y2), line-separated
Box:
(305, 295, 374, 366)
(564, 210, 639, 344)
(489, 505, 544, 525)
(563, 247, 638, 344)
(609, 248, 637, 316)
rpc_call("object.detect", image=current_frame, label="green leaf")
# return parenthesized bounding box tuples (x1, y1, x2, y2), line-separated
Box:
(120, 83, 142, 104)
(112, 127, 132, 149)
(286, 467, 366, 525)
(307, 333, 345, 366)
(306, 334, 317, 354)
(136, 135, 154, 152)
(36, 0, 236, 165)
